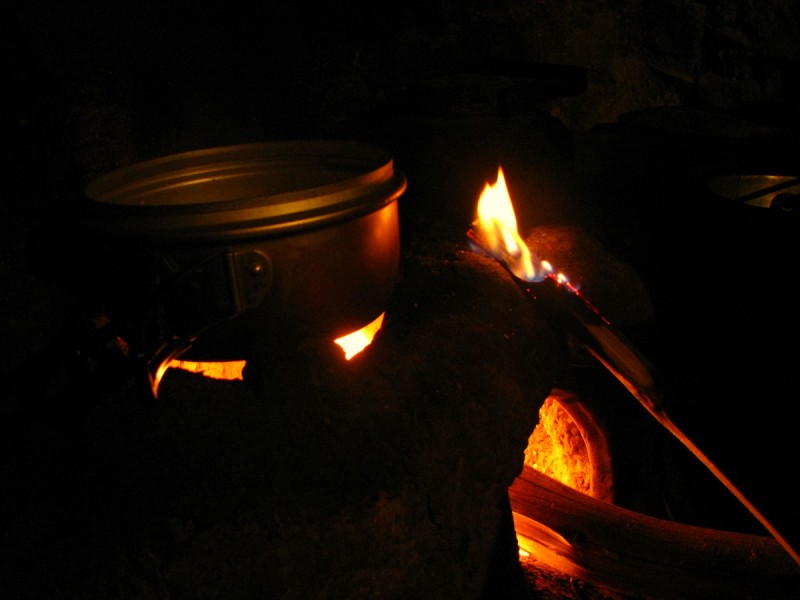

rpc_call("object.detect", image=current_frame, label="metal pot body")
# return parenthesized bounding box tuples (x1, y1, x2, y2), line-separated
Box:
(704, 174, 799, 271)
(81, 141, 406, 360)
(706, 174, 800, 210)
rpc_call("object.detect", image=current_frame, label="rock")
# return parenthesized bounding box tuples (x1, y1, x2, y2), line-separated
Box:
(525, 225, 654, 329)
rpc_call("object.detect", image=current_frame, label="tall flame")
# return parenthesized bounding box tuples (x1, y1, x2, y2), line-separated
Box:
(472, 167, 550, 282)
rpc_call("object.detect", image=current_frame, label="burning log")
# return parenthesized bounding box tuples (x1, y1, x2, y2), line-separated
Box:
(510, 466, 800, 599)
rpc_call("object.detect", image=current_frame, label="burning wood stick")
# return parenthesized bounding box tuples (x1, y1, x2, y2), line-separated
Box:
(466, 221, 800, 568)
(510, 465, 800, 599)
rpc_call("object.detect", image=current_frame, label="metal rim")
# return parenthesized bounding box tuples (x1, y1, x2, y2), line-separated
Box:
(707, 174, 800, 209)
(82, 140, 407, 244)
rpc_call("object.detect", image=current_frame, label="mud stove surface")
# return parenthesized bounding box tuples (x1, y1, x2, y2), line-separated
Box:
(5, 6, 800, 593)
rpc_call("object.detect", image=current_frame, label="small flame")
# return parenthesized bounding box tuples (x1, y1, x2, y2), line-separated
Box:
(159, 313, 386, 392)
(472, 167, 550, 282)
(165, 359, 246, 380)
(334, 312, 385, 360)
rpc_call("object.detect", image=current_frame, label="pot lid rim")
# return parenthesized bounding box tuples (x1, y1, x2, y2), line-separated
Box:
(81, 140, 407, 242)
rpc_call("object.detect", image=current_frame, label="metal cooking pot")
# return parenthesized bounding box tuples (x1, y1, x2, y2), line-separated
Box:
(80, 140, 407, 363)
(706, 174, 800, 211)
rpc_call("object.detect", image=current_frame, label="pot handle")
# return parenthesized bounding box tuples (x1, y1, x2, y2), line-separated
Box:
(736, 177, 800, 204)
(142, 247, 272, 399)
(770, 192, 799, 212)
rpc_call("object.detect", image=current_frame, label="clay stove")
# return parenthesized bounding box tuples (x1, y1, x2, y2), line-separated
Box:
(4, 141, 800, 599)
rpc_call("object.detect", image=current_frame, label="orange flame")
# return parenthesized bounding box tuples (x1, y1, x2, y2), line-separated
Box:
(334, 312, 385, 360)
(472, 167, 550, 282)
(162, 313, 386, 387)
(165, 359, 246, 380)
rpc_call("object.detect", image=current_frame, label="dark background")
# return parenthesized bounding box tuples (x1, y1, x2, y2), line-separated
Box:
(3, 0, 800, 596)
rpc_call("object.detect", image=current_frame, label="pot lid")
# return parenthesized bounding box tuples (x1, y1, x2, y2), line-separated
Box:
(82, 140, 406, 245)
(707, 174, 800, 210)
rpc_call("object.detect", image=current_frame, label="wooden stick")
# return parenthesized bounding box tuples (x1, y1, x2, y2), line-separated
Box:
(510, 466, 800, 599)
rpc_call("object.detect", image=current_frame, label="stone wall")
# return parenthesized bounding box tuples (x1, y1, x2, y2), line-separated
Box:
(522, 0, 800, 130)
(379, 0, 800, 131)
(10, 1, 800, 190)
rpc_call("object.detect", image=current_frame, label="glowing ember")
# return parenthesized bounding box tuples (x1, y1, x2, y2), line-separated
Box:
(334, 312, 385, 360)
(524, 395, 593, 496)
(471, 167, 550, 282)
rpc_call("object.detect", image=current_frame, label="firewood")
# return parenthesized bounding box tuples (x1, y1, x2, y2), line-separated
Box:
(510, 466, 800, 599)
